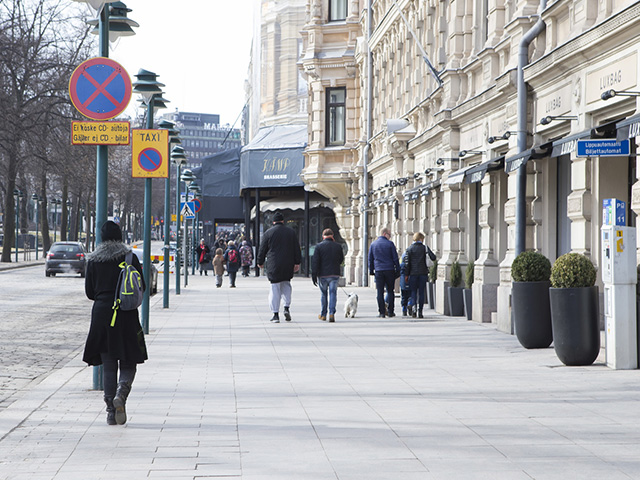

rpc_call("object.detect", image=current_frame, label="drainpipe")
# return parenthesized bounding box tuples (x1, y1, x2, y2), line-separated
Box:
(516, 0, 547, 255)
(362, 0, 373, 287)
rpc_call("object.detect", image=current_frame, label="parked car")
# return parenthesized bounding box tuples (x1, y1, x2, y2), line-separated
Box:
(132, 249, 158, 295)
(45, 242, 87, 277)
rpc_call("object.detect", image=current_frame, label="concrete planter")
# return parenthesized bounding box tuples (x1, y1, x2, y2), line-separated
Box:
(549, 286, 600, 366)
(447, 287, 464, 316)
(512, 281, 553, 349)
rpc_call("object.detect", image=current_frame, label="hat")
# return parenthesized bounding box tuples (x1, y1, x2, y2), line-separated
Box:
(273, 212, 284, 222)
(101, 221, 122, 242)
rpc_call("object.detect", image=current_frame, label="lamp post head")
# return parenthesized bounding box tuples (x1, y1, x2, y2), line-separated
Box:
(132, 69, 164, 105)
(87, 1, 139, 40)
(71, 0, 107, 11)
(171, 145, 187, 166)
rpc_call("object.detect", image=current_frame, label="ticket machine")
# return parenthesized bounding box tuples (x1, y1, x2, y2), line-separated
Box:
(601, 198, 637, 369)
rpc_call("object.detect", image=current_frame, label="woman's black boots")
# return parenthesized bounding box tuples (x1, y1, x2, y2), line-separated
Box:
(104, 396, 116, 425)
(113, 382, 131, 425)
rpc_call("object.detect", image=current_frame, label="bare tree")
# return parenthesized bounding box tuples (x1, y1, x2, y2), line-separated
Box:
(0, 0, 91, 261)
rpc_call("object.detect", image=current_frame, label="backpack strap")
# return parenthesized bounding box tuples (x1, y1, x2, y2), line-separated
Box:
(111, 252, 132, 327)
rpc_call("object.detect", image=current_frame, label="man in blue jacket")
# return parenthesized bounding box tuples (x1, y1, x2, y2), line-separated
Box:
(368, 227, 400, 317)
(311, 228, 344, 323)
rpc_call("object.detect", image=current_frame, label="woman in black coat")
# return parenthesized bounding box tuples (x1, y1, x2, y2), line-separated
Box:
(224, 240, 241, 287)
(83, 221, 148, 425)
(404, 231, 436, 318)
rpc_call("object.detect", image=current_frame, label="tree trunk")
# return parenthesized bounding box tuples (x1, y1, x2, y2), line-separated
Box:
(60, 182, 68, 241)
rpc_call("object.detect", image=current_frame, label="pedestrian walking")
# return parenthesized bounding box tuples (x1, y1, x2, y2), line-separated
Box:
(196, 238, 211, 276)
(212, 248, 225, 287)
(257, 211, 302, 323)
(399, 252, 411, 316)
(368, 227, 400, 317)
(239, 240, 254, 277)
(404, 231, 436, 318)
(224, 240, 241, 287)
(82, 221, 148, 426)
(311, 228, 344, 322)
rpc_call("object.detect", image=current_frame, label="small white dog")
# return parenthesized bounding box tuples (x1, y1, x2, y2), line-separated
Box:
(344, 293, 359, 318)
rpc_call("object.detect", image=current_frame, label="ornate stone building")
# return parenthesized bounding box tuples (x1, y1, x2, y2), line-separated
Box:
(299, 0, 640, 332)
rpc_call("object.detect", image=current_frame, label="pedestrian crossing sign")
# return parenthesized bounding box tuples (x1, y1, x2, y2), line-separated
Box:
(181, 202, 195, 219)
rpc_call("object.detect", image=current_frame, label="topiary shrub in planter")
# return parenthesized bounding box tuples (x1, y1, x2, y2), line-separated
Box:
(448, 260, 464, 316)
(549, 253, 599, 366)
(427, 259, 437, 309)
(511, 251, 553, 349)
(463, 260, 474, 320)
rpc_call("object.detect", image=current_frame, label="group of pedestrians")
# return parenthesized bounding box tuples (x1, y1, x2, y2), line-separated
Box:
(197, 238, 254, 288)
(368, 228, 435, 319)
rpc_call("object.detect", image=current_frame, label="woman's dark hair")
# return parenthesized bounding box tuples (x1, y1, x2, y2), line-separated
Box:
(101, 221, 122, 242)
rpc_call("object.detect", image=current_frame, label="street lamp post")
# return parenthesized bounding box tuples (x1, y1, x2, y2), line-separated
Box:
(180, 169, 196, 287)
(171, 145, 187, 294)
(158, 120, 181, 306)
(189, 182, 201, 276)
(32, 194, 40, 260)
(132, 70, 165, 335)
(51, 198, 60, 244)
(13, 190, 21, 263)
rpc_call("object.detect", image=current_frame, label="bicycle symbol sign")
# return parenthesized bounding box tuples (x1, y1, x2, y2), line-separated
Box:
(69, 57, 132, 120)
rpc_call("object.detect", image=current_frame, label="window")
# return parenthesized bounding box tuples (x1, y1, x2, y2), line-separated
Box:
(329, 0, 347, 21)
(326, 87, 346, 146)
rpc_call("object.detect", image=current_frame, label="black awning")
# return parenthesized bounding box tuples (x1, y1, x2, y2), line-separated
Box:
(464, 156, 505, 184)
(504, 143, 552, 173)
(550, 129, 592, 157)
(421, 179, 441, 195)
(616, 113, 640, 141)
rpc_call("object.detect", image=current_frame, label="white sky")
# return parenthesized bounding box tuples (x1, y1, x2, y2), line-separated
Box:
(93, 0, 255, 127)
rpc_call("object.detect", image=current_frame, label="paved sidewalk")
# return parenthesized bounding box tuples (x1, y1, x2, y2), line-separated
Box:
(1, 273, 640, 479)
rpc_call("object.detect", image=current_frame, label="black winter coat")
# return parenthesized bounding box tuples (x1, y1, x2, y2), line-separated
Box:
(257, 223, 302, 283)
(405, 241, 435, 276)
(83, 241, 148, 366)
(311, 238, 344, 283)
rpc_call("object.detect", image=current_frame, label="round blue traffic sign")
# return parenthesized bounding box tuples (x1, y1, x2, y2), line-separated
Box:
(69, 57, 132, 120)
(138, 148, 162, 172)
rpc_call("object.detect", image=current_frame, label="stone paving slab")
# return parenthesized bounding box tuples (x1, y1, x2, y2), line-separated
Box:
(0, 273, 640, 479)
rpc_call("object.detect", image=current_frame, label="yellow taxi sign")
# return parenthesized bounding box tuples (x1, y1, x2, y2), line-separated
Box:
(131, 129, 169, 178)
(71, 121, 130, 145)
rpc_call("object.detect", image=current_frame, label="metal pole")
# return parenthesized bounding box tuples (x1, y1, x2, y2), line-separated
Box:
(141, 99, 154, 334)
(54, 202, 58, 243)
(192, 211, 197, 276)
(183, 214, 189, 287)
(175, 164, 181, 294)
(34, 201, 39, 260)
(15, 196, 19, 263)
(304, 190, 310, 276)
(163, 173, 170, 308)
(254, 189, 260, 276)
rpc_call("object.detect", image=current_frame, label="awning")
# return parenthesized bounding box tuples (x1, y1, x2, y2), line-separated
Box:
(444, 165, 475, 185)
(616, 113, 640, 141)
(550, 129, 591, 157)
(249, 193, 333, 219)
(464, 156, 505, 184)
(421, 179, 441, 195)
(504, 143, 552, 173)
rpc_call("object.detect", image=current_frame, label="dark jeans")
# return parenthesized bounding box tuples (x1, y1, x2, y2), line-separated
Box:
(229, 271, 237, 287)
(100, 353, 136, 399)
(401, 289, 411, 312)
(409, 274, 428, 311)
(374, 270, 396, 315)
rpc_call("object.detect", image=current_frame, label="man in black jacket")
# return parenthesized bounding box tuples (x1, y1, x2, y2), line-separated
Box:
(257, 212, 302, 323)
(311, 228, 344, 322)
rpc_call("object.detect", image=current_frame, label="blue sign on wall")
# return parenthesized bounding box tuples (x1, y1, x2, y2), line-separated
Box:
(577, 139, 630, 157)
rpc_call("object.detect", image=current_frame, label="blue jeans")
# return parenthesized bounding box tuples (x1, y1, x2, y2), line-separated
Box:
(374, 270, 396, 315)
(319, 277, 339, 316)
(409, 274, 428, 311)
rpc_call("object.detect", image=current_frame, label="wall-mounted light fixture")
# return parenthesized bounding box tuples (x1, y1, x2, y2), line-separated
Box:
(425, 167, 445, 176)
(459, 150, 484, 157)
(601, 89, 640, 101)
(436, 157, 458, 165)
(539, 115, 577, 125)
(487, 131, 517, 143)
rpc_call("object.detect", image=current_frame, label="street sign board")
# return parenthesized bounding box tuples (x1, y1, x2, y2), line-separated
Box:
(131, 129, 169, 178)
(180, 202, 195, 219)
(192, 198, 202, 213)
(71, 121, 130, 145)
(577, 139, 630, 157)
(69, 57, 132, 120)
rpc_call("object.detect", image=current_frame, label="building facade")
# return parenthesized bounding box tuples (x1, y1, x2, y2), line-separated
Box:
(162, 110, 242, 167)
(299, 0, 640, 332)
